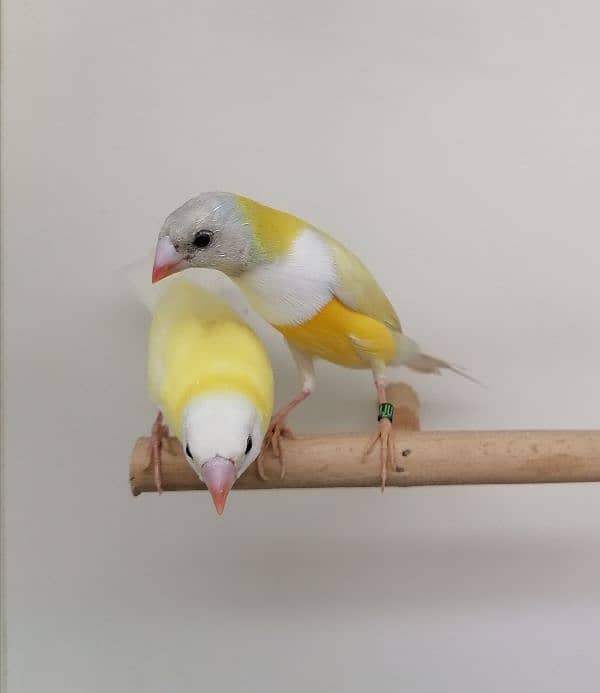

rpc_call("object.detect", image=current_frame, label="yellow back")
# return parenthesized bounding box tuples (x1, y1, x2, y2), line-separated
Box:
(148, 281, 274, 437)
(236, 195, 305, 257)
(236, 195, 401, 332)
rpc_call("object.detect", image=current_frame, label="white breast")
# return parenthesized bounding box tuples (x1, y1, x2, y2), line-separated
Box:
(235, 229, 336, 325)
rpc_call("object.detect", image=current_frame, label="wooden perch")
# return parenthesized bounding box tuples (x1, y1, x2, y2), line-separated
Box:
(129, 383, 600, 495)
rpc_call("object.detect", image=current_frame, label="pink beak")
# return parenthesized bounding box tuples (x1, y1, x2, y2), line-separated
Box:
(200, 456, 237, 515)
(152, 237, 183, 283)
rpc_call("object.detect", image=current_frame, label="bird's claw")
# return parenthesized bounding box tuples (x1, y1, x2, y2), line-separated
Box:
(147, 413, 169, 494)
(256, 420, 294, 481)
(362, 418, 396, 492)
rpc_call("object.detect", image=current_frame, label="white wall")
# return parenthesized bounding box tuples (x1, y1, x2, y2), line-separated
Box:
(4, 1, 600, 691)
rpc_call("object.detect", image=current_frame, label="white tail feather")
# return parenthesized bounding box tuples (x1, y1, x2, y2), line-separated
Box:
(118, 252, 163, 312)
(117, 253, 253, 318)
(392, 334, 481, 385)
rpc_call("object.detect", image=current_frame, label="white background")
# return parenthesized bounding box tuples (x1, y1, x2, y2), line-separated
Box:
(3, 1, 600, 691)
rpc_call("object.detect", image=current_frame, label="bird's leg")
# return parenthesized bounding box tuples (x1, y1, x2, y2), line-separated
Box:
(257, 390, 311, 481)
(257, 346, 315, 481)
(362, 370, 396, 492)
(147, 411, 169, 493)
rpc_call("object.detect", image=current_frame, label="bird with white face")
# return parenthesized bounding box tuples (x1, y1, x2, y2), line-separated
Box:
(152, 192, 472, 488)
(146, 279, 273, 513)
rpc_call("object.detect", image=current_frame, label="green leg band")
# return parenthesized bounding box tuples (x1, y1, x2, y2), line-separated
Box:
(378, 402, 394, 422)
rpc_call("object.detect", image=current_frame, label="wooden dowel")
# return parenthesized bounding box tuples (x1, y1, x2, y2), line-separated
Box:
(129, 383, 600, 494)
(130, 430, 600, 494)
(385, 382, 420, 431)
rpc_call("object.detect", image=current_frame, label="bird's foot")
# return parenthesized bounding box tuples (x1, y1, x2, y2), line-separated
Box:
(147, 412, 169, 493)
(362, 417, 396, 492)
(257, 416, 295, 481)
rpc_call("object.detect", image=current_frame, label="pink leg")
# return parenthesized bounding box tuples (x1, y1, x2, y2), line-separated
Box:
(257, 388, 312, 480)
(257, 346, 315, 481)
(362, 371, 396, 492)
(375, 379, 386, 404)
(147, 411, 169, 493)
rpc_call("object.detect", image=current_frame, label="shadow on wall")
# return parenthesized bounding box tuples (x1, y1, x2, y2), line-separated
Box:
(98, 531, 599, 624)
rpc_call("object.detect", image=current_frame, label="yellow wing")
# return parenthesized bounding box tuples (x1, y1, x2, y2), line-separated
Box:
(316, 230, 402, 332)
(236, 194, 401, 331)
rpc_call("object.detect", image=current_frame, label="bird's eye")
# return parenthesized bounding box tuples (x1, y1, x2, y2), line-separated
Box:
(185, 443, 193, 460)
(245, 436, 253, 455)
(192, 230, 213, 249)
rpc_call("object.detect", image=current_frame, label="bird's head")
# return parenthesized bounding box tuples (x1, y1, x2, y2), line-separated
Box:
(152, 192, 255, 282)
(181, 392, 265, 515)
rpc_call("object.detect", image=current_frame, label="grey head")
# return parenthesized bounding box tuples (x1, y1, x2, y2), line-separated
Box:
(154, 192, 254, 279)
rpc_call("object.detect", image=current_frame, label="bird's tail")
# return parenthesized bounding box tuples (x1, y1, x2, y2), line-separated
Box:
(118, 252, 164, 312)
(392, 333, 480, 384)
(117, 252, 252, 317)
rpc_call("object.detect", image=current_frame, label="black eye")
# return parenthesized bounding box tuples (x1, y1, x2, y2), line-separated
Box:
(192, 230, 212, 249)
(185, 443, 193, 460)
(245, 436, 253, 455)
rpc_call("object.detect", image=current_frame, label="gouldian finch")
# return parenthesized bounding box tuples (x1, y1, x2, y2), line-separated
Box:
(145, 278, 273, 513)
(151, 192, 471, 488)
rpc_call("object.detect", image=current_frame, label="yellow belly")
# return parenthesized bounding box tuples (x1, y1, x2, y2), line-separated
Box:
(273, 298, 397, 368)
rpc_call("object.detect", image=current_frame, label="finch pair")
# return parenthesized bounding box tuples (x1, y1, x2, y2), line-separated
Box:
(146, 192, 470, 512)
